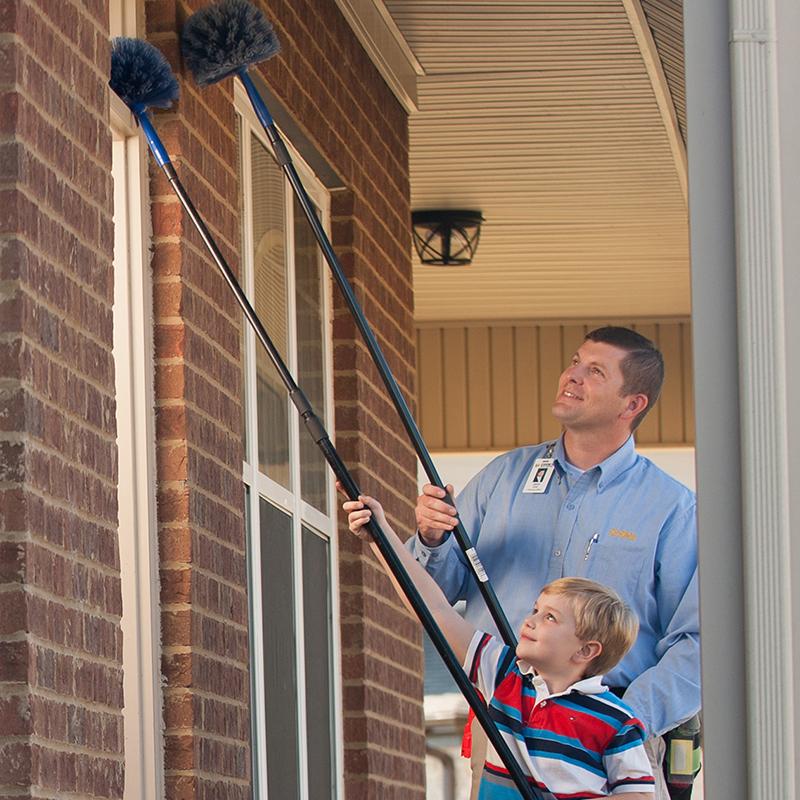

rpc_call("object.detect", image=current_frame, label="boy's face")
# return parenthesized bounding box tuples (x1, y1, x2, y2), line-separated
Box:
(516, 591, 590, 676)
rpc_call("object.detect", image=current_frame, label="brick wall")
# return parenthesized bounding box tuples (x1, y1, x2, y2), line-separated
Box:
(0, 1, 124, 798)
(145, 0, 421, 798)
(145, 1, 249, 798)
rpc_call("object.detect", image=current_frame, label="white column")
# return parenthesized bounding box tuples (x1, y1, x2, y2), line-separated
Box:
(684, 1, 747, 796)
(774, 0, 800, 788)
(729, 0, 797, 796)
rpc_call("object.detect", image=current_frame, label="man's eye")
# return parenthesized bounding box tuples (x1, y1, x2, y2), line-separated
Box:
(591, 366, 603, 375)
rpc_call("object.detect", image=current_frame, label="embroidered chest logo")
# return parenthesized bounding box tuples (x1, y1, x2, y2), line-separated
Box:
(609, 528, 637, 541)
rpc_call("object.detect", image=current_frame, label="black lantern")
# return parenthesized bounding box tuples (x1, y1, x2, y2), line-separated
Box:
(411, 209, 484, 266)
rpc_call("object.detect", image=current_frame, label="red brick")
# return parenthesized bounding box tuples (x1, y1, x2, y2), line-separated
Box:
(161, 567, 191, 604)
(162, 608, 191, 647)
(155, 363, 185, 399)
(158, 490, 190, 527)
(163, 691, 194, 729)
(0, 741, 31, 785)
(152, 199, 184, 238)
(158, 442, 189, 481)
(152, 241, 183, 278)
(0, 586, 26, 634)
(162, 652, 192, 688)
(157, 404, 188, 439)
(165, 733, 194, 771)
(0, 538, 24, 579)
(0, 694, 31, 736)
(164, 773, 198, 800)
(0, 640, 28, 682)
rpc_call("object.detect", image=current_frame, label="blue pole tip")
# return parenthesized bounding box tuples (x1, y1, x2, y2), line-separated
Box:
(181, 0, 280, 86)
(110, 37, 179, 111)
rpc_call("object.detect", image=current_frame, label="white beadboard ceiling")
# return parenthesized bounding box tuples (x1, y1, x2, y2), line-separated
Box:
(381, 0, 689, 323)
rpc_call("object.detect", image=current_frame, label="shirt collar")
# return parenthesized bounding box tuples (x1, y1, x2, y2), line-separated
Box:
(517, 659, 607, 698)
(553, 434, 637, 493)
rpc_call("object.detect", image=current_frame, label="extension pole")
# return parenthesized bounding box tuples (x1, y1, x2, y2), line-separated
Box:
(132, 109, 543, 800)
(238, 70, 518, 650)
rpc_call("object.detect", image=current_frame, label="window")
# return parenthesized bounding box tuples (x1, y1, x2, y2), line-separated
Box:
(237, 84, 342, 800)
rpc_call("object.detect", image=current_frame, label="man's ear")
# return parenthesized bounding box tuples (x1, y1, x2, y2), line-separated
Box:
(620, 393, 648, 422)
(574, 640, 602, 665)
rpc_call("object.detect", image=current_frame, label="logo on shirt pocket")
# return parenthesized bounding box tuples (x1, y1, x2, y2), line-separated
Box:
(609, 528, 637, 542)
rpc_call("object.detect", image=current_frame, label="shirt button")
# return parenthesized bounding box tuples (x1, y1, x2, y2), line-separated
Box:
(566, 503, 575, 510)
(553, 549, 562, 557)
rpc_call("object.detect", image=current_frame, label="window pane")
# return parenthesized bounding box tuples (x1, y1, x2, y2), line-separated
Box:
(251, 135, 290, 487)
(260, 499, 300, 799)
(294, 196, 328, 512)
(244, 486, 261, 799)
(237, 118, 249, 457)
(302, 526, 335, 800)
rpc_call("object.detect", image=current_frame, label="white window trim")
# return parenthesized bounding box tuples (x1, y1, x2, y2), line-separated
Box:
(236, 81, 343, 800)
(109, 0, 136, 38)
(111, 98, 165, 800)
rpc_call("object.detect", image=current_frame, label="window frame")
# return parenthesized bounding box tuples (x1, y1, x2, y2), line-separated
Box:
(235, 79, 343, 800)
(110, 4, 165, 798)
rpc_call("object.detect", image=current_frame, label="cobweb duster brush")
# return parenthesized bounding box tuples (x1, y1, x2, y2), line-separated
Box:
(181, 0, 280, 86)
(109, 38, 179, 166)
(181, 0, 283, 147)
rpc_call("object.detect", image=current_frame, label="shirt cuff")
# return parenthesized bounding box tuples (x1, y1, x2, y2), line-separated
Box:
(412, 530, 454, 567)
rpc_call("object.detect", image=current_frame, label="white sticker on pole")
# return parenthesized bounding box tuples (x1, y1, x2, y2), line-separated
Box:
(465, 547, 489, 582)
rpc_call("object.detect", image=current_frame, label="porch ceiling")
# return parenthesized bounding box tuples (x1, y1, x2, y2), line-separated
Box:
(380, 0, 689, 323)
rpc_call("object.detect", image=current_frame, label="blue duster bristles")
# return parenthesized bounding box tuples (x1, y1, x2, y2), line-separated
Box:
(109, 37, 179, 111)
(181, 0, 280, 86)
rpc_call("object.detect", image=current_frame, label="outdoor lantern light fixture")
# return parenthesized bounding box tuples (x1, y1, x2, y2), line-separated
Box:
(411, 209, 484, 266)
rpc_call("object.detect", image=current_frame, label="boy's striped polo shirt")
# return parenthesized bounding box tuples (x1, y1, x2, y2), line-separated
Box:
(466, 632, 655, 799)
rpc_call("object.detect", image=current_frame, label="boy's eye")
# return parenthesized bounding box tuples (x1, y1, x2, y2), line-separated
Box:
(546, 613, 556, 622)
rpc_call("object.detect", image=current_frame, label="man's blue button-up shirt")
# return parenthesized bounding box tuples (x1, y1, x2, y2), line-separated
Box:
(409, 436, 700, 737)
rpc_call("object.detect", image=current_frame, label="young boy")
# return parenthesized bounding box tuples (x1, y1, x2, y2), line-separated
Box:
(344, 494, 654, 799)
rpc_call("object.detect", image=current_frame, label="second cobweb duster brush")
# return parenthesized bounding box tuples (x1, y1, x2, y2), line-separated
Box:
(181, 0, 280, 86)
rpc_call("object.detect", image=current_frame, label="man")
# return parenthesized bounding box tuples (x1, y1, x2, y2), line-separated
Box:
(410, 326, 700, 800)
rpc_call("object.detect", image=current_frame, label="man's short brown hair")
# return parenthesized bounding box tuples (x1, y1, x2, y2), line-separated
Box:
(541, 577, 639, 677)
(585, 326, 664, 431)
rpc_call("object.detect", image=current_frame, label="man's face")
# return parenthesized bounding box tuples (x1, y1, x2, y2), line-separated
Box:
(516, 592, 586, 673)
(552, 339, 636, 432)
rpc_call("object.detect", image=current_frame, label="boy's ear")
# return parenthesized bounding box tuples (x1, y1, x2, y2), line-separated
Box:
(574, 640, 602, 664)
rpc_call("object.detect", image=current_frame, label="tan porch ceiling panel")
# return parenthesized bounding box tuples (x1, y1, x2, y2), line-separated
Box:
(382, 1, 690, 323)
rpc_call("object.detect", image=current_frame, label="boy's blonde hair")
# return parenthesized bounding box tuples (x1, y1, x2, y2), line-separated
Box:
(541, 577, 639, 677)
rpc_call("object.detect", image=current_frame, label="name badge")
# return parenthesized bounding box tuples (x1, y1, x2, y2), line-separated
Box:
(523, 458, 555, 493)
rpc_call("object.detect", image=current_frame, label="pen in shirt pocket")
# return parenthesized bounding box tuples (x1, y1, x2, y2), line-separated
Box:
(584, 532, 599, 560)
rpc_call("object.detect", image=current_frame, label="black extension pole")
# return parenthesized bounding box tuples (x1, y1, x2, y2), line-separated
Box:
(239, 70, 519, 651)
(178, 0, 518, 649)
(159, 150, 543, 800)
(110, 32, 539, 798)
